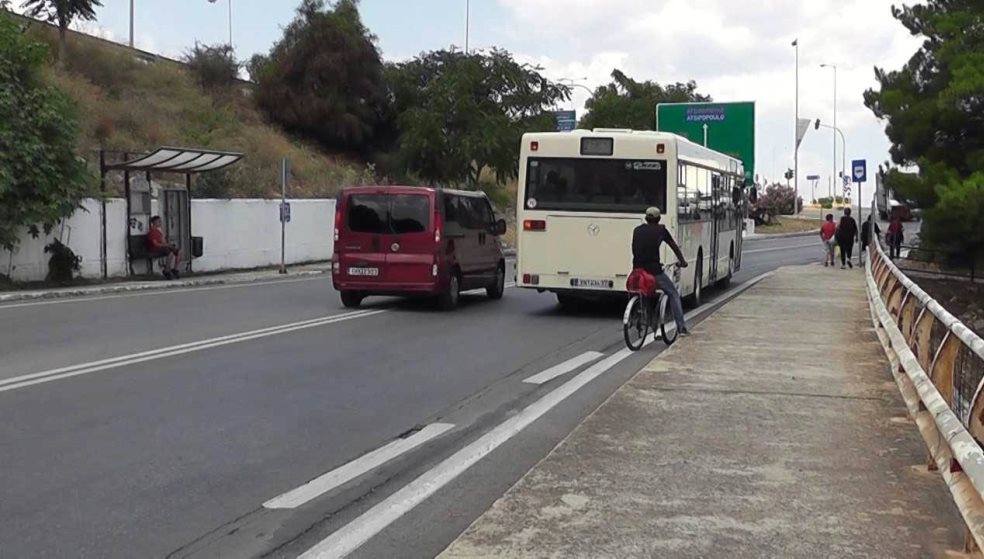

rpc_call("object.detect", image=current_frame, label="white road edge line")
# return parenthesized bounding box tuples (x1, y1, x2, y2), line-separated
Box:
(744, 243, 817, 255)
(0, 310, 386, 394)
(0, 275, 327, 310)
(299, 271, 774, 559)
(264, 423, 455, 510)
(522, 351, 604, 385)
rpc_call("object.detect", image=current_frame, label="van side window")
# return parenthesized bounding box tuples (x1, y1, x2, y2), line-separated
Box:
(460, 197, 487, 230)
(443, 195, 462, 227)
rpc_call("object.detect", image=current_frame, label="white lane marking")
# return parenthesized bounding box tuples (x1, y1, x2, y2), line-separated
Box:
(0, 275, 327, 310)
(0, 309, 386, 394)
(264, 423, 455, 510)
(523, 351, 604, 385)
(298, 348, 639, 559)
(744, 243, 817, 255)
(298, 270, 774, 559)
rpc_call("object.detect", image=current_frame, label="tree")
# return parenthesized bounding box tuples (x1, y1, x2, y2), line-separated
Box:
(20, 0, 102, 69)
(251, 0, 389, 153)
(386, 48, 568, 188)
(751, 183, 801, 224)
(580, 70, 711, 130)
(0, 9, 92, 250)
(864, 0, 984, 253)
(183, 42, 240, 91)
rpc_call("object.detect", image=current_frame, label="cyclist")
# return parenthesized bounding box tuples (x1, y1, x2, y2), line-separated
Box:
(631, 207, 690, 336)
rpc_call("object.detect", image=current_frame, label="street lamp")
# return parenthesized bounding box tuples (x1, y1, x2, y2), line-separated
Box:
(820, 63, 837, 198)
(792, 39, 800, 202)
(465, 0, 470, 53)
(814, 120, 846, 199)
(557, 77, 592, 111)
(207, 0, 233, 48)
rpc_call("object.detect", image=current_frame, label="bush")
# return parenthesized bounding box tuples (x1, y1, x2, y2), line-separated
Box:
(183, 42, 241, 91)
(44, 239, 81, 283)
(750, 183, 802, 224)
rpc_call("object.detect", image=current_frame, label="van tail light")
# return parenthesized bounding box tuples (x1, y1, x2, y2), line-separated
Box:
(332, 256, 340, 274)
(334, 209, 342, 242)
(434, 208, 443, 243)
(432, 263, 438, 277)
(523, 219, 546, 231)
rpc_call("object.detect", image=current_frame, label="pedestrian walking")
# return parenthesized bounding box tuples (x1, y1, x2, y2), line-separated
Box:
(860, 215, 881, 264)
(820, 213, 837, 267)
(887, 216, 904, 259)
(835, 208, 858, 269)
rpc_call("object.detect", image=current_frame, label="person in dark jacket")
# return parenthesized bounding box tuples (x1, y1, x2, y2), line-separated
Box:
(632, 207, 690, 335)
(835, 208, 858, 269)
(860, 215, 881, 263)
(887, 216, 904, 259)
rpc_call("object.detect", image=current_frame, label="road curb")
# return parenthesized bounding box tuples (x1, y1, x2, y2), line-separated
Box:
(0, 269, 328, 304)
(744, 230, 819, 242)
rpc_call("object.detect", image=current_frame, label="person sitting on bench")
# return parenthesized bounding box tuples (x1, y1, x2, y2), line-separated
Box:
(147, 215, 181, 279)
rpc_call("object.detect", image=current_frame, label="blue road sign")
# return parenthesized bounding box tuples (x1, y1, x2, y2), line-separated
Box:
(280, 202, 291, 223)
(553, 110, 576, 132)
(852, 159, 867, 183)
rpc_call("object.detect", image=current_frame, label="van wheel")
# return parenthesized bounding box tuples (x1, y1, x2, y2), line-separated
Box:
(340, 291, 363, 309)
(438, 273, 461, 311)
(487, 263, 505, 300)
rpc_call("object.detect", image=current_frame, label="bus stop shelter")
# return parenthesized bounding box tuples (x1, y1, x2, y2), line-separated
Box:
(99, 147, 243, 278)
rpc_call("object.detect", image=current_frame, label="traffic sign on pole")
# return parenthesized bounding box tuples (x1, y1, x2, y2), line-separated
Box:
(852, 159, 867, 183)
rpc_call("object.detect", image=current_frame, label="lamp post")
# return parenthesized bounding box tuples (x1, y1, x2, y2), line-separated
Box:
(207, 0, 233, 48)
(558, 77, 591, 111)
(129, 0, 134, 48)
(820, 63, 838, 199)
(792, 39, 800, 203)
(816, 122, 846, 200)
(465, 0, 470, 53)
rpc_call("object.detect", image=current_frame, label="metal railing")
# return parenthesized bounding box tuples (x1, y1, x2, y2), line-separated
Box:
(866, 222, 984, 553)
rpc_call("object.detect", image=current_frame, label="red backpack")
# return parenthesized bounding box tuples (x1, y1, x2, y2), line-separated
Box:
(626, 268, 657, 296)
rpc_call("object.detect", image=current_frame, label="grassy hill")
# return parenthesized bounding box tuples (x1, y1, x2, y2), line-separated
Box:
(24, 18, 367, 198)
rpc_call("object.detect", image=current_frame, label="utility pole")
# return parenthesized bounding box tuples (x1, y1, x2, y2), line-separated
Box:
(792, 39, 799, 205)
(129, 0, 134, 48)
(464, 0, 470, 54)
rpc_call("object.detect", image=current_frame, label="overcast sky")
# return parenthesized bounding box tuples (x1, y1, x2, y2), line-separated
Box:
(61, 0, 923, 204)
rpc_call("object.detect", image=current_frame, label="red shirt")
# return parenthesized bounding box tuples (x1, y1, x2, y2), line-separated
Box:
(820, 221, 836, 241)
(147, 227, 166, 251)
(888, 221, 903, 235)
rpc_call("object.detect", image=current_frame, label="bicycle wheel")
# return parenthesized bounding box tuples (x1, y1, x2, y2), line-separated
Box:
(623, 295, 649, 351)
(659, 294, 678, 346)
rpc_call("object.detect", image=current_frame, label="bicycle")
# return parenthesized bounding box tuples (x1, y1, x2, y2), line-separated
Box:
(623, 264, 680, 351)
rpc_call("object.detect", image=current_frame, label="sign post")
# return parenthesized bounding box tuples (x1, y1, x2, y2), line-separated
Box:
(852, 159, 867, 265)
(280, 158, 290, 275)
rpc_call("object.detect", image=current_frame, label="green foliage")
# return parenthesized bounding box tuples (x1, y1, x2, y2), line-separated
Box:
(580, 70, 711, 130)
(0, 10, 92, 250)
(752, 183, 801, 223)
(183, 42, 241, 91)
(252, 0, 389, 153)
(387, 48, 568, 188)
(923, 173, 984, 254)
(864, 0, 984, 251)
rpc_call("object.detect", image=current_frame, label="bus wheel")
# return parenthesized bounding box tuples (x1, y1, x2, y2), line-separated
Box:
(556, 293, 579, 310)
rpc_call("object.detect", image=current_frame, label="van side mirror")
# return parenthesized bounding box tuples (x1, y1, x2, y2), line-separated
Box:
(492, 218, 507, 236)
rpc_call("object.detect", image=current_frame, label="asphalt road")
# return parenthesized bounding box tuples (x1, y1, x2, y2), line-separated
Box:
(0, 235, 820, 559)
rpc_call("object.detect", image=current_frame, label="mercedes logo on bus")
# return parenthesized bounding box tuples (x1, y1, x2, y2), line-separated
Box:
(587, 223, 600, 236)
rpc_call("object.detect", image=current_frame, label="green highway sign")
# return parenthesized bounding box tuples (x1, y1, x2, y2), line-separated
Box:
(656, 101, 756, 184)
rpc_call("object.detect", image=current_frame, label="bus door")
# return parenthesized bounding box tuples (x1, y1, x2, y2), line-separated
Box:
(709, 174, 721, 281)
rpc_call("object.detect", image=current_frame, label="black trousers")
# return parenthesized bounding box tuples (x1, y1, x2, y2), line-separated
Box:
(838, 239, 854, 265)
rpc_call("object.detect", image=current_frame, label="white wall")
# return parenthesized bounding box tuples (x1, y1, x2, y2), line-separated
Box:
(1, 198, 335, 282)
(191, 199, 335, 273)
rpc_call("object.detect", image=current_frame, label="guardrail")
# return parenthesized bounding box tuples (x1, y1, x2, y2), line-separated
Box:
(866, 227, 984, 553)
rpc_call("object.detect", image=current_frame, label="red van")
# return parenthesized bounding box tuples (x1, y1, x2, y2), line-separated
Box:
(332, 186, 508, 310)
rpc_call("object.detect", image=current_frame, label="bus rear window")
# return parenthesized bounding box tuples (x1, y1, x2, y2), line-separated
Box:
(524, 158, 667, 213)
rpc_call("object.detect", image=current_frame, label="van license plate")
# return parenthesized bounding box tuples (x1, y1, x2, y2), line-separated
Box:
(572, 278, 610, 289)
(348, 267, 379, 277)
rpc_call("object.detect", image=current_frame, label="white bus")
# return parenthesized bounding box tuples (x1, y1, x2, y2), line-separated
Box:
(516, 128, 746, 307)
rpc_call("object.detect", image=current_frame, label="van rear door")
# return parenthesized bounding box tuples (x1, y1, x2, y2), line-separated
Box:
(340, 193, 389, 282)
(384, 193, 435, 285)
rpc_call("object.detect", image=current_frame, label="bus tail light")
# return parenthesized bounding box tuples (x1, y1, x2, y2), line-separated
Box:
(334, 208, 342, 242)
(523, 219, 546, 231)
(531, 141, 539, 152)
(522, 273, 540, 285)
(657, 143, 665, 154)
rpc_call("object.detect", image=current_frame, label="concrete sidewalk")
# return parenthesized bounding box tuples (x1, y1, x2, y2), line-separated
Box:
(0, 263, 329, 303)
(441, 265, 964, 558)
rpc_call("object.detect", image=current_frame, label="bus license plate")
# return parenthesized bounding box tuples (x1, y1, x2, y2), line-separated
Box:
(572, 278, 610, 289)
(348, 267, 379, 277)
